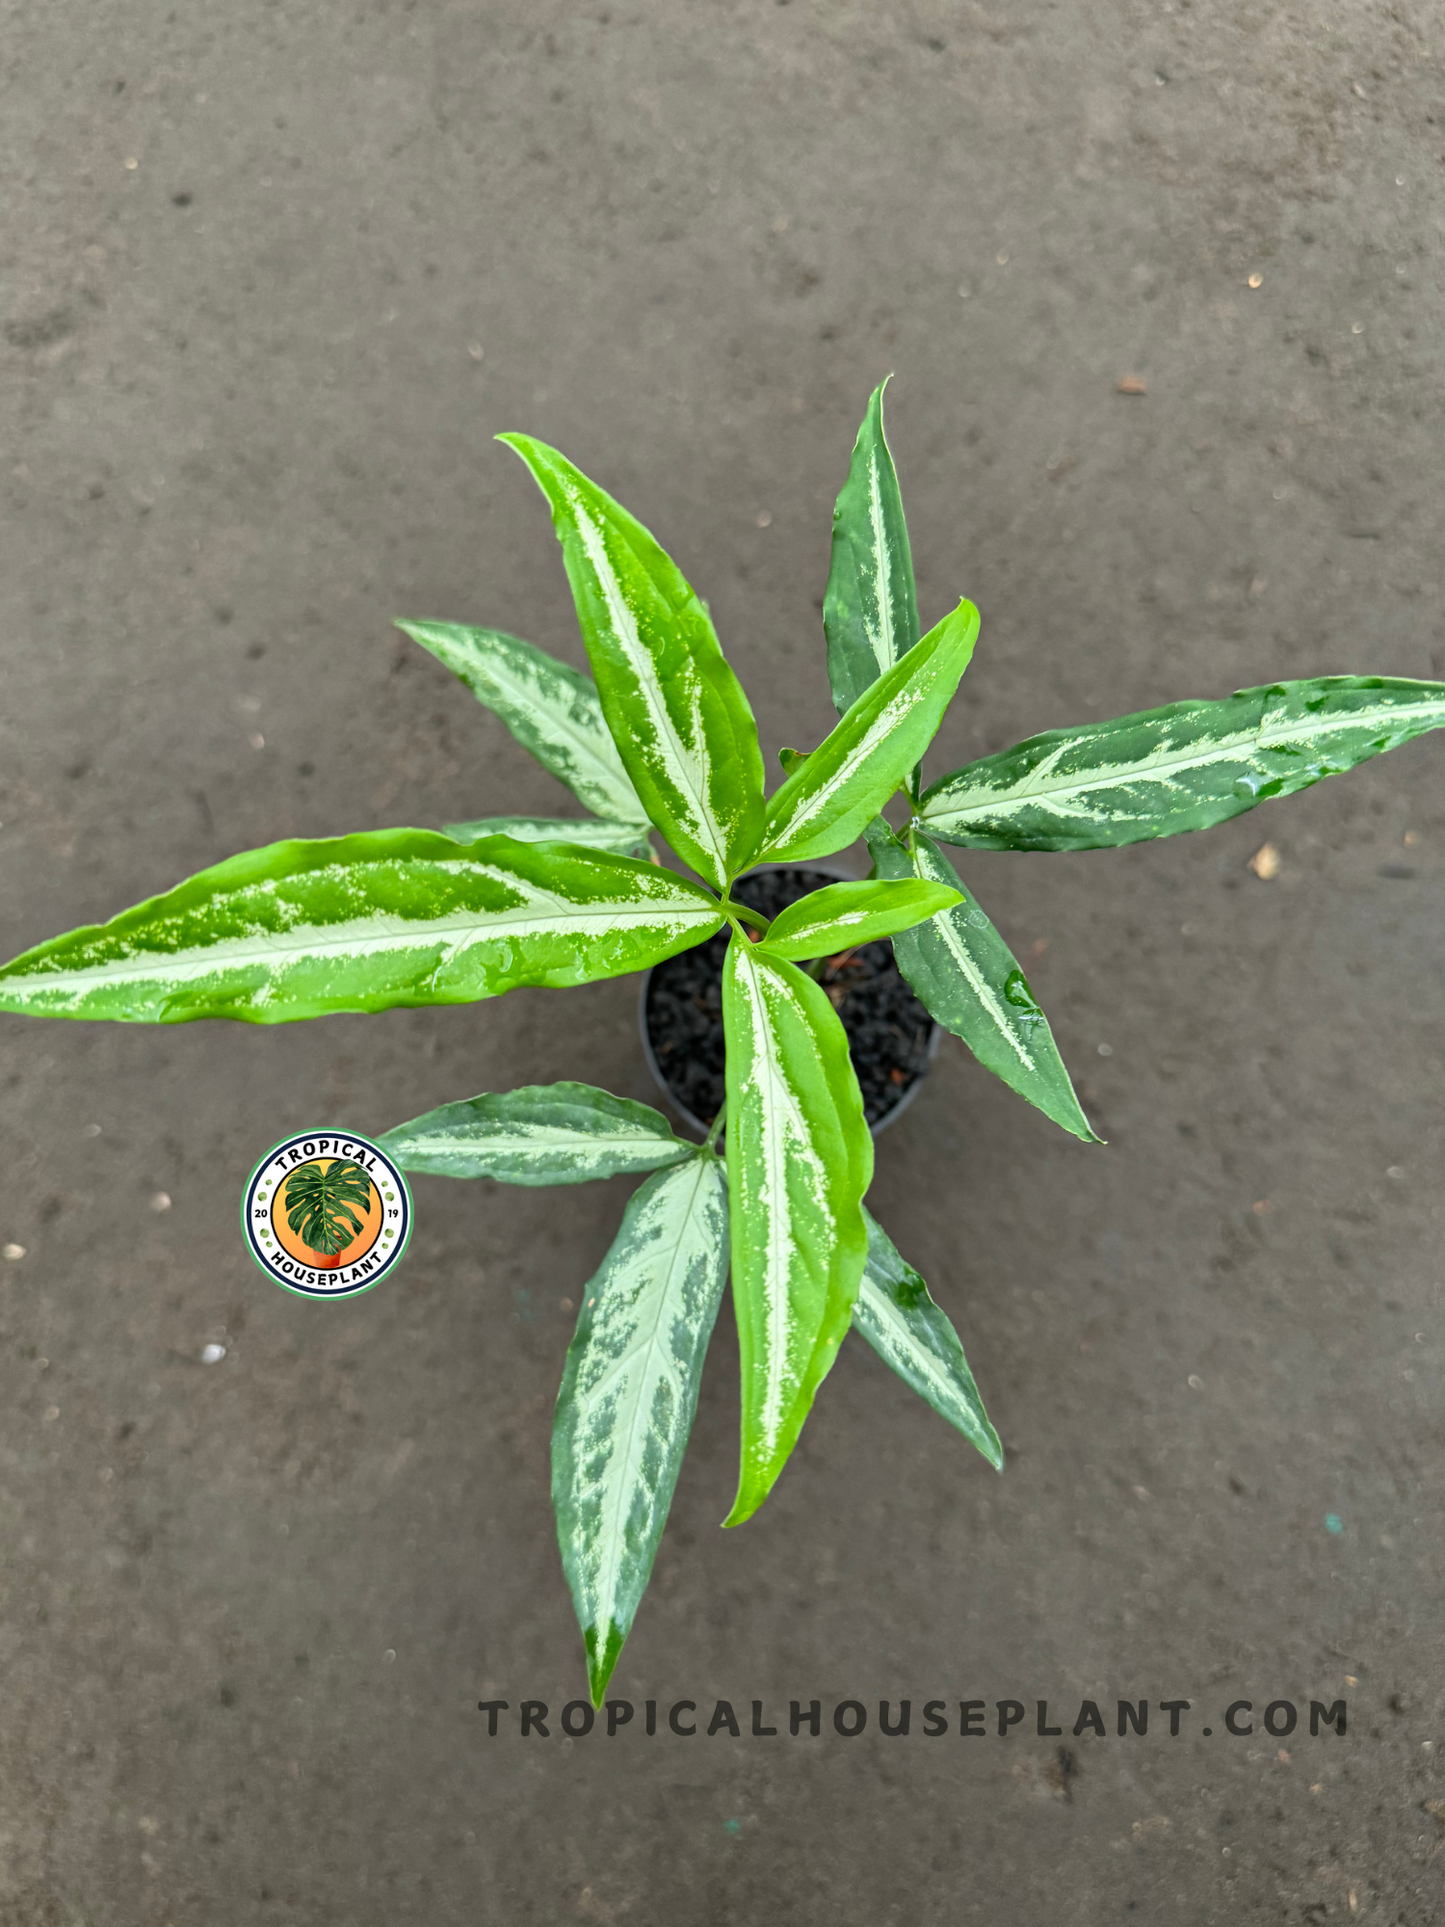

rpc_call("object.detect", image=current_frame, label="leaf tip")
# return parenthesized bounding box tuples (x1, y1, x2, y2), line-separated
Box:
(584, 1620, 626, 1709)
(720, 1479, 764, 1529)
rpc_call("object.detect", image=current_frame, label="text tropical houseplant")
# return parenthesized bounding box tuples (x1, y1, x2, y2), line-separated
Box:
(4, 386, 1444, 1703)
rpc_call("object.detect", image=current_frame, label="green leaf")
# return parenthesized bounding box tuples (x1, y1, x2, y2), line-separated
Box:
(757, 599, 979, 864)
(442, 814, 652, 858)
(552, 1154, 730, 1704)
(823, 379, 921, 717)
(396, 621, 648, 826)
(282, 1159, 375, 1257)
(756, 878, 963, 963)
(378, 1081, 692, 1185)
(853, 1210, 1002, 1469)
(721, 939, 873, 1525)
(865, 823, 1098, 1143)
(0, 831, 724, 1024)
(500, 435, 766, 891)
(777, 746, 810, 777)
(919, 676, 1445, 852)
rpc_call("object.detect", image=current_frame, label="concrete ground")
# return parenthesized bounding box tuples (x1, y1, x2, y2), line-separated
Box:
(2, 1, 1444, 1919)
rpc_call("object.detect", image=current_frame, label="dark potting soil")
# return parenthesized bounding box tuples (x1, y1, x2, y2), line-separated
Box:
(643, 867, 937, 1133)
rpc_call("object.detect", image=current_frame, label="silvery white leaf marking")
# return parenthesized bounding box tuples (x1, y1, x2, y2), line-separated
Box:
(763, 601, 977, 864)
(921, 679, 1445, 848)
(910, 841, 1033, 1073)
(864, 820, 1095, 1143)
(379, 1081, 690, 1185)
(5, 871, 711, 1008)
(567, 482, 736, 882)
(823, 380, 921, 718)
(852, 1210, 1002, 1467)
(729, 946, 831, 1452)
(552, 1155, 729, 1699)
(862, 442, 898, 680)
(501, 435, 766, 893)
(396, 621, 647, 824)
(0, 838, 722, 1022)
(442, 816, 653, 857)
(767, 685, 918, 849)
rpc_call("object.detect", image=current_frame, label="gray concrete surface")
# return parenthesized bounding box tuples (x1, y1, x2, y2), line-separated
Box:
(3, 1, 1444, 1919)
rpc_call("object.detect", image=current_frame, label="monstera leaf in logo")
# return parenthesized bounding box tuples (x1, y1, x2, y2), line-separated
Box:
(283, 1159, 373, 1268)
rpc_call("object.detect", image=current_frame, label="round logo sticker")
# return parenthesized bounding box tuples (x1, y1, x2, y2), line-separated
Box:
(241, 1132, 412, 1298)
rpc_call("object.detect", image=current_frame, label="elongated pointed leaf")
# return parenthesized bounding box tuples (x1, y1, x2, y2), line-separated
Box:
(756, 878, 962, 963)
(853, 1210, 1002, 1468)
(757, 600, 979, 864)
(397, 621, 648, 826)
(500, 436, 766, 891)
(552, 1154, 729, 1704)
(823, 379, 920, 716)
(865, 822, 1098, 1143)
(378, 1081, 691, 1185)
(721, 940, 872, 1525)
(0, 831, 723, 1025)
(920, 676, 1445, 852)
(442, 814, 652, 858)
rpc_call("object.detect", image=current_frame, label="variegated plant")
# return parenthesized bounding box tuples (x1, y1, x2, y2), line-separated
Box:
(4, 385, 1444, 1704)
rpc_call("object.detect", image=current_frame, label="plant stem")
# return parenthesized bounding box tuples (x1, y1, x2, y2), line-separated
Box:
(721, 899, 771, 936)
(704, 1101, 727, 1152)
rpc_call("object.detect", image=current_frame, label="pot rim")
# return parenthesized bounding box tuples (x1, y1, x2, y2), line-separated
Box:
(636, 859, 942, 1144)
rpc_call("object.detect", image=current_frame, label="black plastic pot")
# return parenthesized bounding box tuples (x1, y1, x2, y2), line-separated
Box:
(638, 862, 942, 1142)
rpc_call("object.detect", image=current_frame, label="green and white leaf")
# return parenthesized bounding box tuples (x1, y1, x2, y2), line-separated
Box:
(758, 599, 979, 864)
(823, 378, 920, 717)
(378, 1080, 692, 1185)
(500, 435, 766, 892)
(919, 675, 1445, 852)
(853, 1210, 1002, 1469)
(442, 814, 652, 858)
(721, 940, 873, 1525)
(757, 878, 962, 963)
(552, 1154, 730, 1705)
(396, 621, 648, 826)
(866, 822, 1098, 1143)
(0, 831, 723, 1025)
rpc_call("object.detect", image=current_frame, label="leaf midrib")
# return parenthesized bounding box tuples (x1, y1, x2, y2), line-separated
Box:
(736, 950, 814, 1456)
(582, 1158, 717, 1622)
(9, 896, 721, 992)
(922, 696, 1445, 825)
(864, 447, 895, 679)
(395, 1125, 684, 1162)
(570, 485, 729, 878)
(446, 632, 642, 820)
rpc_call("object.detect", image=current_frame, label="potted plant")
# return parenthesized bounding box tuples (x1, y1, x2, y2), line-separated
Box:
(4, 384, 1443, 1705)
(282, 1157, 375, 1269)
